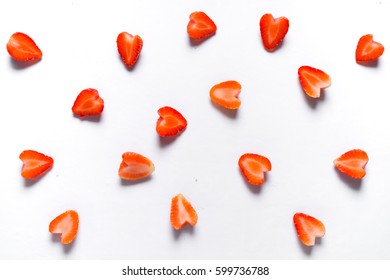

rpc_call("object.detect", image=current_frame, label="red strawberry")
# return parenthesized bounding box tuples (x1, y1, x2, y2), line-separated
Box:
(210, 80, 241, 109)
(49, 210, 79, 245)
(298, 66, 331, 98)
(117, 32, 143, 67)
(156, 106, 187, 137)
(6, 32, 42, 61)
(293, 213, 325, 246)
(334, 149, 368, 179)
(72, 88, 104, 117)
(19, 150, 53, 179)
(187, 11, 217, 40)
(356, 34, 384, 62)
(239, 153, 271, 185)
(170, 194, 198, 230)
(260, 13, 289, 51)
(119, 152, 155, 180)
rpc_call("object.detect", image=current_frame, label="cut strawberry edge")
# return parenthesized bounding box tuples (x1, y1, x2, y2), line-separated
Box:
(187, 11, 217, 40)
(19, 150, 54, 179)
(356, 34, 385, 62)
(334, 149, 368, 179)
(49, 210, 79, 245)
(298, 66, 331, 98)
(210, 80, 242, 109)
(118, 152, 155, 180)
(170, 193, 198, 230)
(156, 106, 187, 137)
(238, 153, 272, 185)
(293, 212, 325, 246)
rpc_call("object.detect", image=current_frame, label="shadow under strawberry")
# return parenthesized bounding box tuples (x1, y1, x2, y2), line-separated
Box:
(9, 57, 41, 70)
(172, 225, 196, 240)
(120, 176, 153, 187)
(51, 234, 77, 254)
(334, 167, 363, 191)
(210, 101, 239, 119)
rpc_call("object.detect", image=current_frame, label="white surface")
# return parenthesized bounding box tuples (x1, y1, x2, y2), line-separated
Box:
(0, 0, 389, 259)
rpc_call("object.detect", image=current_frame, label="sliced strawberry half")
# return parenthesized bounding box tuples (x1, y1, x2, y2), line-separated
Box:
(72, 88, 104, 117)
(6, 32, 42, 61)
(117, 32, 143, 67)
(170, 194, 198, 230)
(187, 11, 217, 40)
(210, 80, 241, 109)
(238, 153, 271, 185)
(298, 66, 331, 98)
(356, 34, 384, 62)
(19, 150, 54, 179)
(119, 152, 155, 180)
(49, 210, 79, 245)
(156, 106, 187, 137)
(293, 212, 325, 246)
(334, 149, 368, 179)
(260, 13, 289, 51)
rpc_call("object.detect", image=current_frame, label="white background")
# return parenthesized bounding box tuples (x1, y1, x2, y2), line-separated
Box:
(0, 0, 389, 260)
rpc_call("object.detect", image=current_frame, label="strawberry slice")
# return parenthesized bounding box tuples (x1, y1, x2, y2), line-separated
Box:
(49, 210, 79, 245)
(119, 152, 155, 180)
(19, 150, 53, 179)
(156, 106, 187, 137)
(72, 88, 104, 117)
(210, 80, 241, 109)
(293, 212, 325, 246)
(356, 34, 384, 62)
(170, 194, 198, 230)
(260, 13, 289, 51)
(298, 66, 331, 98)
(117, 32, 143, 67)
(6, 32, 42, 61)
(187, 11, 217, 40)
(238, 153, 271, 185)
(334, 149, 368, 179)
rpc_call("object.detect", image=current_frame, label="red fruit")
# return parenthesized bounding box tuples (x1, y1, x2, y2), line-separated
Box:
(239, 153, 271, 185)
(19, 150, 53, 179)
(187, 11, 217, 40)
(6, 32, 42, 61)
(210, 80, 241, 109)
(72, 88, 104, 117)
(298, 66, 331, 98)
(156, 106, 187, 137)
(334, 149, 368, 179)
(356, 34, 384, 62)
(117, 32, 143, 67)
(293, 213, 325, 246)
(260, 13, 289, 51)
(119, 152, 155, 180)
(170, 194, 198, 230)
(49, 210, 79, 245)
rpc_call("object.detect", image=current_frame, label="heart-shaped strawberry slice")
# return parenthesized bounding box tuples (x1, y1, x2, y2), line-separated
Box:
(156, 106, 187, 137)
(49, 210, 79, 245)
(72, 88, 104, 117)
(334, 149, 368, 179)
(19, 150, 54, 179)
(294, 212, 325, 246)
(298, 66, 331, 98)
(356, 34, 384, 62)
(170, 194, 198, 230)
(7, 32, 42, 61)
(239, 153, 271, 185)
(260, 13, 289, 51)
(117, 32, 143, 67)
(210, 80, 241, 109)
(119, 152, 155, 181)
(187, 11, 217, 40)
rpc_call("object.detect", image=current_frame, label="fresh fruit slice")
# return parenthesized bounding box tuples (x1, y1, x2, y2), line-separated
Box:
(334, 149, 368, 179)
(210, 80, 241, 109)
(293, 212, 325, 246)
(6, 32, 42, 61)
(72, 88, 104, 117)
(260, 13, 289, 51)
(187, 11, 217, 39)
(170, 194, 198, 230)
(356, 34, 384, 62)
(238, 153, 271, 185)
(19, 150, 54, 179)
(156, 106, 187, 137)
(117, 32, 143, 67)
(49, 210, 79, 245)
(119, 152, 155, 180)
(298, 66, 331, 98)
